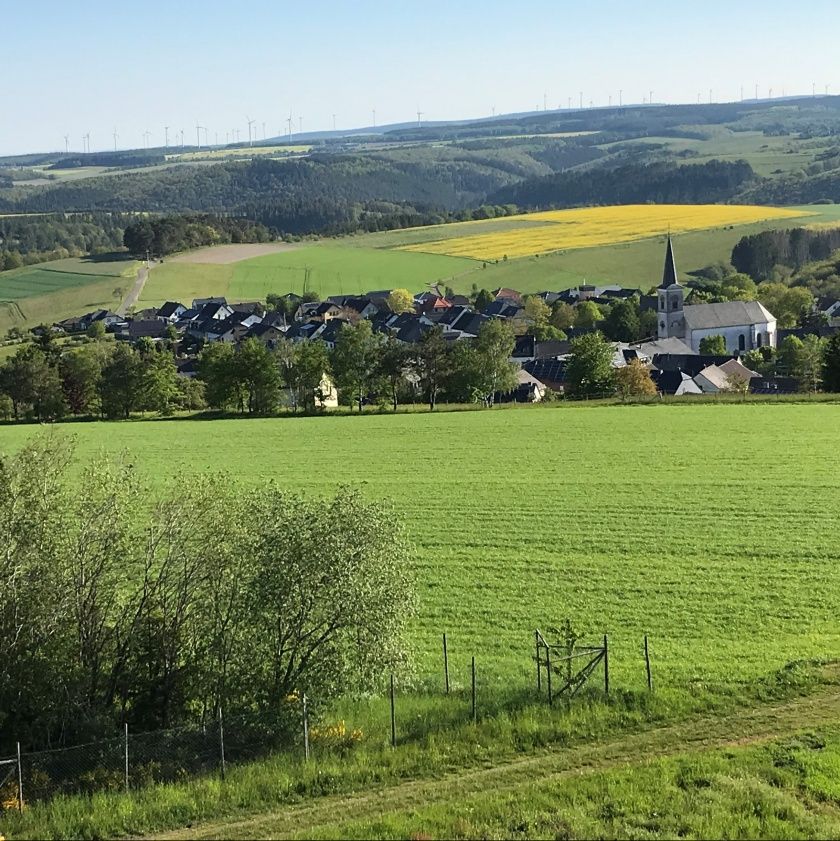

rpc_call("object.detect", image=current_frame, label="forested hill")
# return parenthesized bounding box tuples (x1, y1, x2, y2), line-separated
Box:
(488, 161, 757, 209)
(0, 140, 603, 217)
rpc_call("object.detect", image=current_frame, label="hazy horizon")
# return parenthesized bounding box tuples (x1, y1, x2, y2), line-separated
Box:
(4, 0, 840, 156)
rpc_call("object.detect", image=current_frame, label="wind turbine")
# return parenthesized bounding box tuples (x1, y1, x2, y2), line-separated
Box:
(246, 115, 256, 146)
(579, 91, 583, 109)
(142, 130, 151, 149)
(203, 127, 209, 147)
(83, 132, 91, 153)
(164, 126, 170, 148)
(287, 113, 293, 143)
(649, 90, 653, 104)
(619, 89, 623, 107)
(567, 97, 571, 110)
(372, 108, 376, 128)
(332, 114, 337, 131)
(180, 129, 185, 147)
(543, 92, 547, 111)
(63, 134, 69, 153)
(491, 105, 496, 117)
(196, 124, 203, 149)
(113, 128, 118, 151)
(262, 121, 266, 140)
(416, 110, 423, 128)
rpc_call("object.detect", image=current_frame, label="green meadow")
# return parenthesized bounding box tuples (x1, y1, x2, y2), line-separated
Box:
(2, 403, 838, 687)
(137, 203, 840, 308)
(139, 244, 474, 307)
(0, 256, 139, 332)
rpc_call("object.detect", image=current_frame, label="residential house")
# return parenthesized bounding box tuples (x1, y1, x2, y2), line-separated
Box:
(157, 301, 187, 322)
(128, 320, 170, 342)
(650, 369, 703, 396)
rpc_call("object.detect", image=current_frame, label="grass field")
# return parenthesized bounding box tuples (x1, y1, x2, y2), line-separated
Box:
(139, 244, 474, 307)
(168, 145, 312, 162)
(1, 403, 839, 687)
(398, 204, 809, 261)
(0, 256, 139, 332)
(138, 203, 840, 306)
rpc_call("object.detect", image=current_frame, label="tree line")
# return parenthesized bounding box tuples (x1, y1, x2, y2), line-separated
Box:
(488, 160, 757, 209)
(0, 433, 413, 750)
(731, 227, 840, 281)
(123, 215, 274, 258)
(0, 212, 130, 271)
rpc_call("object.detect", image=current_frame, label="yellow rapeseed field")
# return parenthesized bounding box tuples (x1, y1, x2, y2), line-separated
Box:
(400, 204, 809, 261)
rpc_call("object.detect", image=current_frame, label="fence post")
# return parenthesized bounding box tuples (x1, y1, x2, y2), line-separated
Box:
(16, 741, 23, 813)
(535, 630, 541, 693)
(443, 633, 450, 694)
(644, 635, 652, 692)
(124, 722, 129, 794)
(389, 674, 397, 748)
(546, 644, 553, 706)
(218, 707, 226, 780)
(302, 693, 310, 762)
(471, 656, 477, 723)
(603, 634, 610, 695)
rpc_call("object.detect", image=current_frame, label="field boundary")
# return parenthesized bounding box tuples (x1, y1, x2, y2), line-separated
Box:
(148, 685, 840, 839)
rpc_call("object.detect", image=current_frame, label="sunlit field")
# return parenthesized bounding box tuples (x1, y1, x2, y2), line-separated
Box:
(400, 204, 809, 260)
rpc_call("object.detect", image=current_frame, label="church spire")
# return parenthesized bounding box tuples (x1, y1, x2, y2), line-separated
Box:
(660, 234, 679, 288)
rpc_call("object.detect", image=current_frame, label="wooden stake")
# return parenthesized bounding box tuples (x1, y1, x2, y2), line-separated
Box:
(471, 656, 477, 723)
(218, 707, 226, 780)
(546, 643, 553, 705)
(603, 634, 610, 695)
(302, 694, 310, 762)
(124, 722, 129, 794)
(644, 635, 652, 691)
(535, 630, 541, 693)
(390, 674, 397, 747)
(443, 633, 450, 694)
(16, 741, 23, 813)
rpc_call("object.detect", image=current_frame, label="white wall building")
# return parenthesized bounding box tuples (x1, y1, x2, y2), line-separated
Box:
(657, 236, 777, 354)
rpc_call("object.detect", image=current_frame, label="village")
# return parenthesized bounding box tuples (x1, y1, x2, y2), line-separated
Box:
(26, 238, 839, 408)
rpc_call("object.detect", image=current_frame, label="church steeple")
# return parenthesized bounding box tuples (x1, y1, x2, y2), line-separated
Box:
(660, 234, 680, 288)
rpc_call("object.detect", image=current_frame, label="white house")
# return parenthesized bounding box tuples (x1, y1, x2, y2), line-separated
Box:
(657, 237, 777, 354)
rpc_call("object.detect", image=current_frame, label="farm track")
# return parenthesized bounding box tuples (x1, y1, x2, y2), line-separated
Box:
(119, 263, 150, 315)
(148, 686, 840, 840)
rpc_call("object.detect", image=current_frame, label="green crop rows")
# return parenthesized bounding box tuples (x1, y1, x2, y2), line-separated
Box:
(1, 403, 838, 690)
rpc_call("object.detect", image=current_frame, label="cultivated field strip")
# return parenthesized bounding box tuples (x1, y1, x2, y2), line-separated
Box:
(1, 404, 838, 687)
(399, 204, 808, 260)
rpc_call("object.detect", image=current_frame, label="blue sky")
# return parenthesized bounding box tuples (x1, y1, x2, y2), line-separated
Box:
(3, 0, 840, 155)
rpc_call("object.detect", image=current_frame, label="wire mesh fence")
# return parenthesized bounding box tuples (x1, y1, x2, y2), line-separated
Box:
(0, 708, 307, 808)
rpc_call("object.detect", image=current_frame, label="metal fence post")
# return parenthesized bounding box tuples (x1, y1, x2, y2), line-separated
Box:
(603, 634, 610, 695)
(471, 656, 477, 723)
(302, 693, 310, 762)
(16, 741, 23, 813)
(546, 644, 553, 705)
(389, 674, 397, 747)
(124, 722, 129, 794)
(218, 707, 226, 780)
(535, 630, 541, 693)
(443, 633, 450, 694)
(644, 635, 653, 691)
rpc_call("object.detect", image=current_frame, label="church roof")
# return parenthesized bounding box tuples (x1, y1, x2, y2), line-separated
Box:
(659, 236, 679, 288)
(683, 300, 775, 331)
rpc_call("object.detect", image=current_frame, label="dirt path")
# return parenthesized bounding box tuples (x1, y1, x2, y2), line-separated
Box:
(149, 688, 840, 840)
(118, 262, 151, 315)
(168, 243, 300, 265)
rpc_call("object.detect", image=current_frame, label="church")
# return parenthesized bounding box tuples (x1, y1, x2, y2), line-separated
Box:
(657, 236, 777, 353)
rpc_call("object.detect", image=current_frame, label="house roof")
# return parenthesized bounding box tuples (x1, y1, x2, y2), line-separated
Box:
(493, 287, 522, 302)
(651, 369, 701, 395)
(652, 353, 733, 377)
(128, 319, 169, 339)
(158, 301, 186, 318)
(684, 300, 775, 331)
(635, 337, 695, 357)
(719, 358, 759, 379)
(660, 235, 679, 288)
(694, 364, 730, 391)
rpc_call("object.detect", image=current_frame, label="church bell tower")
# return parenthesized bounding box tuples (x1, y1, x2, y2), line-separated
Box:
(657, 235, 685, 340)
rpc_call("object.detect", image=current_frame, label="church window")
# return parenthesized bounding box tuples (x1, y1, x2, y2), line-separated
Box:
(671, 298, 678, 311)
(659, 295, 665, 309)
(756, 332, 762, 347)
(738, 334, 746, 351)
